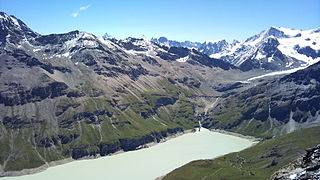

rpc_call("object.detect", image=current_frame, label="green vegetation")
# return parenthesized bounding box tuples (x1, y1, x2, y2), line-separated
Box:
(4, 131, 45, 171)
(163, 126, 320, 180)
(0, 135, 11, 165)
(0, 78, 201, 172)
(207, 84, 274, 138)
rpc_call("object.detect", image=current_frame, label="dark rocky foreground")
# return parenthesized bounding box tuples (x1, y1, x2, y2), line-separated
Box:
(272, 144, 320, 180)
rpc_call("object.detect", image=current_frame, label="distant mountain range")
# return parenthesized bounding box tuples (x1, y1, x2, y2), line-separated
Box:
(151, 37, 238, 57)
(149, 26, 320, 71)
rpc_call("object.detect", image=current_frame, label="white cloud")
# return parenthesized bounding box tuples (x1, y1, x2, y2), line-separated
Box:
(79, 5, 91, 11)
(72, 12, 79, 18)
(72, 4, 91, 18)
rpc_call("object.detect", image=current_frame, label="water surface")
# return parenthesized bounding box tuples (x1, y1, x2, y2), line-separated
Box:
(3, 129, 255, 180)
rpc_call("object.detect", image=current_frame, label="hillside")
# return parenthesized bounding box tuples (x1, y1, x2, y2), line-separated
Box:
(0, 11, 319, 178)
(202, 61, 320, 138)
(0, 12, 238, 175)
(163, 126, 320, 180)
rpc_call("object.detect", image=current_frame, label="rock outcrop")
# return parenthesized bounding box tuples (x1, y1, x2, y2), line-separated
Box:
(272, 144, 320, 180)
(71, 127, 184, 159)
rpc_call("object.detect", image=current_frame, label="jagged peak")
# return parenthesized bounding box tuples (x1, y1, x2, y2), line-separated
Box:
(263, 26, 286, 38)
(0, 12, 18, 25)
(158, 36, 168, 41)
(0, 12, 30, 31)
(203, 39, 227, 44)
(0, 11, 38, 45)
(102, 33, 115, 40)
(122, 36, 155, 44)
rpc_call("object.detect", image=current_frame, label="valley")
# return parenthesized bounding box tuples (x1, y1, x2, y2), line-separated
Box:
(0, 11, 319, 180)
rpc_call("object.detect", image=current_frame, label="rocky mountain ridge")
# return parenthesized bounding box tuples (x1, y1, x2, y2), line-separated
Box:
(151, 36, 238, 56)
(150, 26, 320, 71)
(0, 12, 241, 175)
(202, 60, 320, 137)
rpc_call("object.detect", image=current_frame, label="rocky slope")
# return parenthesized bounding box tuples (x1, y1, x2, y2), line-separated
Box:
(272, 144, 320, 180)
(202, 61, 320, 138)
(0, 12, 242, 175)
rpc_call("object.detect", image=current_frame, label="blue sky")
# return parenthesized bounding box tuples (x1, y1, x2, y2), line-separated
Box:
(0, 0, 319, 42)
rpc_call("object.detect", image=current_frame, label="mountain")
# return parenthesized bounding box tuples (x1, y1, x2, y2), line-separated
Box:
(112, 37, 235, 70)
(199, 39, 230, 55)
(1, 11, 320, 178)
(151, 27, 320, 72)
(202, 60, 320, 137)
(102, 33, 114, 40)
(0, 12, 238, 176)
(151, 36, 236, 57)
(212, 26, 320, 71)
(0, 12, 38, 45)
(151, 36, 202, 49)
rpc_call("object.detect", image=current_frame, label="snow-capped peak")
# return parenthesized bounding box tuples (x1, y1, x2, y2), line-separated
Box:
(141, 35, 150, 41)
(277, 27, 302, 37)
(211, 26, 320, 71)
(263, 26, 286, 38)
(103, 33, 115, 40)
(204, 39, 226, 44)
(0, 12, 21, 30)
(0, 12, 38, 45)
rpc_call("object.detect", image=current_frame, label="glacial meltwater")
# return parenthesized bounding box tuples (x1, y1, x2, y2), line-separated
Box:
(3, 129, 255, 180)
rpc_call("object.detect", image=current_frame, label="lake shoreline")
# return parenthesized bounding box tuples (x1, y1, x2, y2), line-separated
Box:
(0, 128, 258, 179)
(209, 129, 262, 142)
(154, 128, 261, 180)
(0, 129, 194, 178)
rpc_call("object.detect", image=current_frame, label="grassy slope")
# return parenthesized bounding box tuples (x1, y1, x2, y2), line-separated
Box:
(0, 78, 200, 171)
(206, 83, 274, 139)
(163, 126, 320, 180)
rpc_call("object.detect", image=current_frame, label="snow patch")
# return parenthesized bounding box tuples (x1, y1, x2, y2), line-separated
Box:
(9, 16, 20, 27)
(176, 55, 189, 63)
(277, 29, 320, 64)
(62, 52, 70, 57)
(246, 66, 307, 82)
(97, 36, 116, 49)
(289, 174, 297, 179)
(33, 48, 41, 52)
(255, 51, 265, 59)
(278, 27, 301, 37)
(81, 32, 95, 39)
